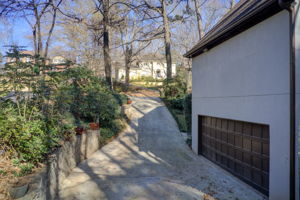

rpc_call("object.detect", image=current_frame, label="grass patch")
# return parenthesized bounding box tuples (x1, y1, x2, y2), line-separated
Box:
(130, 81, 163, 91)
(163, 100, 187, 132)
(99, 118, 127, 146)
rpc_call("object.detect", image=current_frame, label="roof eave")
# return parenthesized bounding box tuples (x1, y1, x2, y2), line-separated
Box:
(184, 0, 283, 58)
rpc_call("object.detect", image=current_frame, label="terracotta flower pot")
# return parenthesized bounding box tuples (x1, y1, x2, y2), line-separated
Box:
(89, 122, 100, 130)
(127, 99, 132, 104)
(75, 127, 85, 135)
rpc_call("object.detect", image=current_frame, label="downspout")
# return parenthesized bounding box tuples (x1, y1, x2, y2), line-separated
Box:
(278, 0, 297, 199)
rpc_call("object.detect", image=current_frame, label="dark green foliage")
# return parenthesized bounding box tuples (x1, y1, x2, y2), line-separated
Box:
(167, 97, 185, 110)
(100, 119, 124, 144)
(113, 81, 129, 92)
(100, 128, 116, 140)
(184, 94, 192, 133)
(0, 102, 48, 163)
(12, 163, 34, 177)
(184, 94, 192, 147)
(161, 74, 189, 134)
(162, 75, 187, 99)
(163, 93, 192, 146)
(0, 46, 124, 169)
(113, 93, 128, 106)
(55, 67, 121, 128)
(0, 169, 7, 176)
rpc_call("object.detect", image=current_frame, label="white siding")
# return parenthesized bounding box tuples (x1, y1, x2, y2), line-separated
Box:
(118, 62, 176, 80)
(192, 11, 290, 199)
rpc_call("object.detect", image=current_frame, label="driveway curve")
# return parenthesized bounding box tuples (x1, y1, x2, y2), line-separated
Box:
(59, 95, 265, 200)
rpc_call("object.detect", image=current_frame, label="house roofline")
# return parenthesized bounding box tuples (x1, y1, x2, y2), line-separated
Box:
(184, 0, 292, 58)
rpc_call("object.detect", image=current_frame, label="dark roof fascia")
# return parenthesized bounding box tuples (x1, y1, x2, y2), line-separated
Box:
(184, 0, 283, 58)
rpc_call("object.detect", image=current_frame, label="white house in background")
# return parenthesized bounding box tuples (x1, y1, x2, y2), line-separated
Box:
(118, 56, 176, 80)
(184, 0, 299, 199)
(52, 56, 66, 64)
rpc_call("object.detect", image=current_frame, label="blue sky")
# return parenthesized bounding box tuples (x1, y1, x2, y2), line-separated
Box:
(0, 0, 239, 56)
(0, 18, 32, 55)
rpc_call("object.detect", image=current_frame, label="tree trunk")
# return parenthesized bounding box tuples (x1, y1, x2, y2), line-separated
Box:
(103, 0, 112, 89)
(33, 27, 37, 55)
(37, 18, 43, 55)
(194, 0, 204, 40)
(44, 7, 57, 58)
(230, 0, 235, 9)
(33, 6, 42, 56)
(125, 61, 130, 85)
(125, 45, 132, 85)
(162, 0, 172, 79)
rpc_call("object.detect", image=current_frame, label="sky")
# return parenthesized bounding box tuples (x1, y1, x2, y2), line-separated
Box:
(0, 18, 32, 55)
(0, 0, 240, 57)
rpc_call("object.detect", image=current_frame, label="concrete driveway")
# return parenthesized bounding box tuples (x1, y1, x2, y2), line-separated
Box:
(59, 96, 265, 200)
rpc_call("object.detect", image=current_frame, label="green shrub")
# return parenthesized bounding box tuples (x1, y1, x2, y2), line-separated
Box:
(0, 47, 125, 168)
(55, 67, 121, 129)
(100, 128, 116, 140)
(0, 169, 7, 176)
(0, 103, 49, 163)
(162, 76, 187, 99)
(113, 93, 128, 106)
(18, 163, 34, 177)
(184, 94, 192, 146)
(167, 97, 185, 110)
(113, 81, 129, 92)
(184, 94, 192, 133)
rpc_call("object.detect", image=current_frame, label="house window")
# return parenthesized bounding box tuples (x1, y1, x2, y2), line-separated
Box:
(156, 69, 161, 77)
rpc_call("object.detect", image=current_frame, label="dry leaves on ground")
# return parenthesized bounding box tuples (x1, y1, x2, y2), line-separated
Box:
(125, 89, 160, 98)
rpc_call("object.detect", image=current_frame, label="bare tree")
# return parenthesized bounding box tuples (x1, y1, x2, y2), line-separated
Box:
(93, 0, 128, 88)
(141, 0, 180, 79)
(0, 0, 63, 58)
(117, 11, 156, 85)
(102, 0, 113, 88)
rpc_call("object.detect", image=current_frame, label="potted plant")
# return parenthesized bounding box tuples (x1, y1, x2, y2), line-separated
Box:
(127, 98, 132, 104)
(75, 126, 85, 135)
(89, 116, 100, 130)
(89, 122, 100, 130)
(74, 120, 87, 135)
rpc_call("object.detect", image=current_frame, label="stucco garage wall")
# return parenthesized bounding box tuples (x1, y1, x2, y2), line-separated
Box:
(191, 11, 290, 199)
(294, 3, 300, 200)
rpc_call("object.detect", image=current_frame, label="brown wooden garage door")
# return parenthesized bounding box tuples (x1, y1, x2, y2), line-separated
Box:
(199, 116, 269, 195)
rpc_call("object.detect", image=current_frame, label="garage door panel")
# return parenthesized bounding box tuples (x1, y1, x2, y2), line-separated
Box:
(263, 143, 269, 155)
(228, 146, 235, 158)
(199, 115, 269, 196)
(253, 157, 262, 169)
(235, 135, 243, 147)
(228, 134, 235, 145)
(252, 140, 261, 154)
(262, 159, 269, 172)
(262, 126, 269, 139)
(221, 144, 227, 153)
(235, 121, 243, 133)
(243, 122, 252, 135)
(252, 124, 263, 138)
(221, 131, 227, 141)
(243, 138, 251, 150)
(243, 152, 252, 165)
(236, 150, 243, 161)
(228, 120, 235, 131)
(244, 167, 252, 180)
